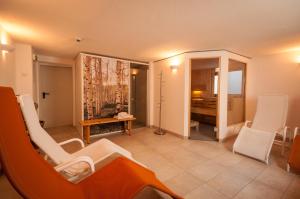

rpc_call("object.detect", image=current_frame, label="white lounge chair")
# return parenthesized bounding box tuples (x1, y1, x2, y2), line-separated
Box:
(18, 95, 138, 179)
(233, 95, 289, 164)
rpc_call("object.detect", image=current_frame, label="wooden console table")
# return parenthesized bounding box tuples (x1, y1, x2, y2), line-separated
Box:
(80, 117, 136, 144)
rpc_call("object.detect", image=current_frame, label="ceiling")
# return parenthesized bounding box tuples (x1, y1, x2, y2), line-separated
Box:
(1, 0, 300, 62)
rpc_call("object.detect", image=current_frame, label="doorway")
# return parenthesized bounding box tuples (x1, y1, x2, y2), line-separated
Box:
(130, 63, 148, 128)
(38, 65, 73, 128)
(189, 58, 219, 141)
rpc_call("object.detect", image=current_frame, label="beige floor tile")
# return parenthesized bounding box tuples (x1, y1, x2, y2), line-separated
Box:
(133, 149, 185, 182)
(207, 169, 253, 198)
(165, 172, 205, 196)
(229, 158, 267, 179)
(188, 160, 227, 182)
(184, 141, 226, 159)
(212, 151, 244, 167)
(161, 148, 208, 170)
(234, 180, 282, 199)
(282, 177, 300, 199)
(114, 139, 150, 154)
(151, 140, 183, 154)
(155, 164, 184, 182)
(132, 148, 164, 167)
(256, 166, 294, 192)
(185, 184, 229, 199)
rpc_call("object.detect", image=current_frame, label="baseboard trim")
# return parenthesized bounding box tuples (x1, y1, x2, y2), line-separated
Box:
(150, 125, 187, 139)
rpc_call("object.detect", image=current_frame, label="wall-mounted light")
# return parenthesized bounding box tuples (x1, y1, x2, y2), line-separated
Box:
(296, 55, 300, 64)
(169, 57, 180, 73)
(170, 64, 179, 73)
(0, 26, 14, 54)
(131, 68, 139, 75)
(0, 43, 14, 52)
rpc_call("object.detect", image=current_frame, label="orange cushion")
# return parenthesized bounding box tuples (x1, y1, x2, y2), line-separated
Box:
(288, 135, 300, 171)
(80, 156, 182, 199)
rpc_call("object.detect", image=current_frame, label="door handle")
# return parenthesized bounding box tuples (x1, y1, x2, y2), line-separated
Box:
(42, 92, 50, 99)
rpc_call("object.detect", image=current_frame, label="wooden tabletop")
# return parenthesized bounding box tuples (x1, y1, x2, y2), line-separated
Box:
(80, 117, 136, 126)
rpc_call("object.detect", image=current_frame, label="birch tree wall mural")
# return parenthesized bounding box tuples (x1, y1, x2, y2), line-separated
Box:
(83, 54, 130, 134)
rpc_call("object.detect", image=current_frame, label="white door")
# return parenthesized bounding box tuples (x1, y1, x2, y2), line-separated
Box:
(39, 65, 73, 128)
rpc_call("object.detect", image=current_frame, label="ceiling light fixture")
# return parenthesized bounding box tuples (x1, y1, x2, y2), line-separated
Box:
(75, 37, 83, 43)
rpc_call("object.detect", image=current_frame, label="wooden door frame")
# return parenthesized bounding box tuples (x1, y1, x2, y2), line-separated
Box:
(188, 57, 221, 140)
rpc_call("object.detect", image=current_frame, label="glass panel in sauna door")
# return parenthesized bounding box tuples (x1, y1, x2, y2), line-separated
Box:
(227, 59, 246, 131)
(130, 65, 148, 128)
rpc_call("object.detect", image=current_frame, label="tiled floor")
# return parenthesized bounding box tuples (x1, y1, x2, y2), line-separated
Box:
(1, 126, 300, 198)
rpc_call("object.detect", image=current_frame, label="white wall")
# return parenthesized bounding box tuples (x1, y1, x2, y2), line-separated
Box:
(148, 62, 154, 126)
(0, 27, 33, 95)
(0, 26, 15, 89)
(153, 54, 186, 136)
(14, 43, 33, 95)
(246, 51, 300, 128)
(74, 54, 83, 134)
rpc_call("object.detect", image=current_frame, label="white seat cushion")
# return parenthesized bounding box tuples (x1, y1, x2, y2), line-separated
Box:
(71, 138, 132, 164)
(233, 127, 276, 162)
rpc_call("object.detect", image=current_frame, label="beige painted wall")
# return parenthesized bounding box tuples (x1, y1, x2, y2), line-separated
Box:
(14, 43, 33, 95)
(153, 54, 186, 136)
(75, 54, 83, 134)
(0, 26, 15, 89)
(0, 27, 33, 95)
(246, 51, 300, 128)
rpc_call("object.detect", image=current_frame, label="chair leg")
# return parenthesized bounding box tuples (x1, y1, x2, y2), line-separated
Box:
(281, 130, 287, 155)
(287, 163, 290, 172)
(289, 130, 293, 144)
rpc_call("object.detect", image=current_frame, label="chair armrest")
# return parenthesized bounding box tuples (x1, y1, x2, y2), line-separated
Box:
(294, 127, 299, 139)
(55, 156, 95, 173)
(59, 138, 85, 148)
(244, 120, 252, 127)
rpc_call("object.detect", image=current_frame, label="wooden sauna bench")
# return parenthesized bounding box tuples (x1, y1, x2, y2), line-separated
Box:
(80, 117, 136, 144)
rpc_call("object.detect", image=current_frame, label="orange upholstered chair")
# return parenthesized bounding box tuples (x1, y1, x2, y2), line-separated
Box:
(0, 87, 84, 198)
(287, 127, 300, 172)
(0, 87, 181, 199)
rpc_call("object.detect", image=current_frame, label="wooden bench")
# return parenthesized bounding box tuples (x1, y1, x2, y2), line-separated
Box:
(80, 117, 136, 144)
